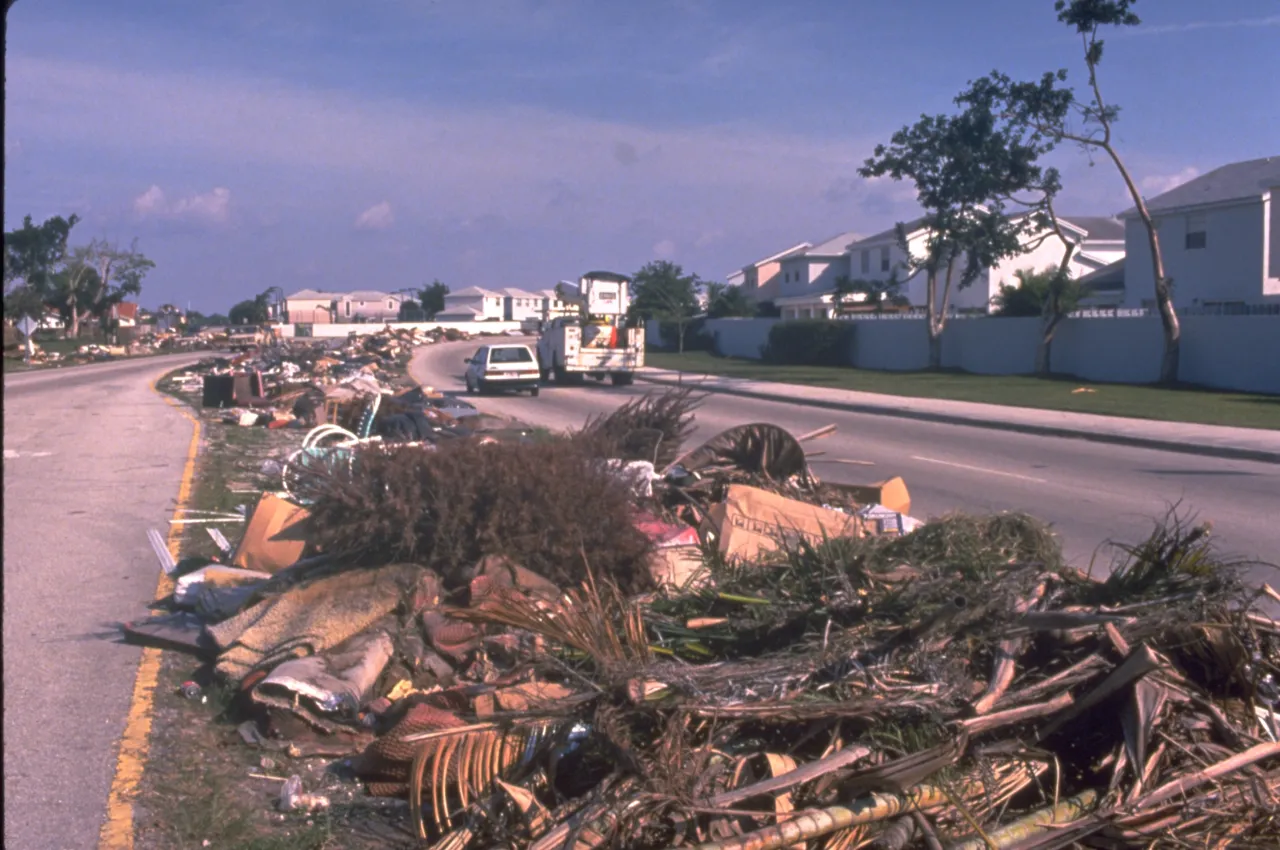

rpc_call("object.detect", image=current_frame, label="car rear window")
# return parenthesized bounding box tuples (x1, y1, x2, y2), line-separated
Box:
(489, 346, 534, 364)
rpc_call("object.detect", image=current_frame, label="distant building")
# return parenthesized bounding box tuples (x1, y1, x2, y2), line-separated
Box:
(436, 287, 506, 321)
(110, 302, 140, 328)
(284, 289, 337, 324)
(334, 290, 403, 323)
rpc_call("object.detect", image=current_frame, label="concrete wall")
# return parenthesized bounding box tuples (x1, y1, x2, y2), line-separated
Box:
(279, 320, 526, 338)
(705, 314, 1280, 394)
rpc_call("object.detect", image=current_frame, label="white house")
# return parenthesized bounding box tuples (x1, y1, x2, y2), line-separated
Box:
(435, 286, 506, 321)
(769, 213, 1126, 319)
(335, 290, 402, 322)
(536, 288, 574, 321)
(730, 242, 813, 306)
(500, 288, 544, 322)
(1116, 155, 1280, 310)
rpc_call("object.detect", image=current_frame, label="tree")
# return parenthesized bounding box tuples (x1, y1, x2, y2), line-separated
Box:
(755, 300, 782, 318)
(859, 94, 1055, 368)
(3, 214, 79, 322)
(964, 1, 1179, 383)
(229, 291, 271, 325)
(992, 266, 1084, 374)
(419, 280, 449, 319)
(398, 299, 424, 321)
(629, 260, 701, 354)
(832, 272, 905, 314)
(704, 282, 757, 319)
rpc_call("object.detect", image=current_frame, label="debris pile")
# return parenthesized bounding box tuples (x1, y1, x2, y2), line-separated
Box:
(128, 384, 1280, 848)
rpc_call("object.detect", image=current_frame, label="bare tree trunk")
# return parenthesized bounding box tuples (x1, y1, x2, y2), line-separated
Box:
(926, 257, 957, 371)
(1035, 314, 1064, 374)
(68, 297, 80, 339)
(1037, 227, 1077, 377)
(1102, 144, 1180, 384)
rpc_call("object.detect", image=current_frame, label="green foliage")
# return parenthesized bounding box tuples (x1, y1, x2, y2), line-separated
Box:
(229, 295, 269, 325)
(704, 282, 756, 319)
(754, 299, 782, 318)
(3, 214, 79, 319)
(832, 273, 906, 313)
(991, 266, 1082, 318)
(419, 280, 449, 319)
(398, 299, 424, 321)
(630, 260, 700, 323)
(761, 320, 855, 367)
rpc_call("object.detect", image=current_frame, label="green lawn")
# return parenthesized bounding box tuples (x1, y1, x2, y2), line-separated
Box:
(645, 351, 1280, 431)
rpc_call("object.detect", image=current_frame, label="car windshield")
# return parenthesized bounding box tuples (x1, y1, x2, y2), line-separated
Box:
(489, 347, 533, 364)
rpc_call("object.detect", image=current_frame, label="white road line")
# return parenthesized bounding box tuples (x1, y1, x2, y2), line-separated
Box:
(910, 455, 1048, 484)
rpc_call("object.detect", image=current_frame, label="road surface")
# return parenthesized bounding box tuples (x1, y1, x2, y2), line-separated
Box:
(3, 354, 202, 850)
(413, 339, 1280, 586)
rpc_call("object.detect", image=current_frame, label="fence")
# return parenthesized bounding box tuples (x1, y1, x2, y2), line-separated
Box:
(685, 314, 1280, 395)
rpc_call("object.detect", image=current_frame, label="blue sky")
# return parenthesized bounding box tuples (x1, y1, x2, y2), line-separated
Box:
(5, 0, 1278, 312)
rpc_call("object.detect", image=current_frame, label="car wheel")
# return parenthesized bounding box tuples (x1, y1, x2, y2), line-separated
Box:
(610, 372, 635, 387)
(465, 375, 476, 394)
(529, 386, 540, 398)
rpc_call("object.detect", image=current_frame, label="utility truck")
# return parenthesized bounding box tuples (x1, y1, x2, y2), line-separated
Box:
(535, 271, 645, 386)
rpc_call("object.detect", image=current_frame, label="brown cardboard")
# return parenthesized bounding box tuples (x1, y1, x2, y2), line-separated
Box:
(703, 484, 864, 562)
(831, 476, 911, 515)
(231, 492, 312, 573)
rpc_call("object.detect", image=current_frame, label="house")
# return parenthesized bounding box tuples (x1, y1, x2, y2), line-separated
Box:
(730, 242, 813, 306)
(1116, 155, 1280, 310)
(500, 288, 544, 322)
(769, 213, 1126, 319)
(536, 288, 575, 321)
(772, 231, 863, 318)
(36, 310, 65, 331)
(110, 302, 139, 327)
(334, 290, 402, 322)
(284, 289, 337, 324)
(435, 286, 506, 321)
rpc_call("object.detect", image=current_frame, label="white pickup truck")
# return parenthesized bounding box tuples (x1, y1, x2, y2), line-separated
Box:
(535, 271, 645, 387)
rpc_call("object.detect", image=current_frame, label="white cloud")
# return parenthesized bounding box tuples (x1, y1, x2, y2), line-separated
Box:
(1119, 15, 1280, 37)
(132, 184, 231, 223)
(652, 239, 676, 258)
(355, 200, 395, 230)
(1141, 167, 1200, 197)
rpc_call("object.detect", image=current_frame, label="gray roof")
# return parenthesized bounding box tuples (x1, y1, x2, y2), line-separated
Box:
(449, 286, 499, 298)
(1061, 215, 1124, 241)
(499, 287, 540, 299)
(854, 217, 930, 247)
(1077, 258, 1125, 290)
(286, 289, 335, 300)
(801, 229, 862, 257)
(1122, 156, 1280, 217)
(343, 290, 398, 301)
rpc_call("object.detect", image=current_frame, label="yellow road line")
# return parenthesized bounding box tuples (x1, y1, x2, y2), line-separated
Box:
(98, 379, 202, 850)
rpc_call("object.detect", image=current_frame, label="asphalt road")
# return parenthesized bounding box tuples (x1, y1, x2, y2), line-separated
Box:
(3, 354, 203, 850)
(413, 339, 1280, 587)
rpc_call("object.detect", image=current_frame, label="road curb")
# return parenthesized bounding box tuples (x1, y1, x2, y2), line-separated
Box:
(636, 373, 1280, 465)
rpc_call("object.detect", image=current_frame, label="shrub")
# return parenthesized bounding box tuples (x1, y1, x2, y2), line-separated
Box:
(303, 438, 656, 595)
(761, 320, 855, 366)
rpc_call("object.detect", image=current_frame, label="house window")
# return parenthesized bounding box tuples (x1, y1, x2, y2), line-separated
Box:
(880, 247, 890, 272)
(1185, 214, 1207, 250)
(860, 249, 870, 274)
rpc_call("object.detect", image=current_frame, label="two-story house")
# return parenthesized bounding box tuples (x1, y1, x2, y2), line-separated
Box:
(284, 289, 337, 324)
(335, 290, 402, 323)
(536, 288, 574, 321)
(1112, 155, 1280, 311)
(768, 213, 1125, 319)
(730, 242, 814, 306)
(435, 286, 506, 321)
(500, 288, 544, 322)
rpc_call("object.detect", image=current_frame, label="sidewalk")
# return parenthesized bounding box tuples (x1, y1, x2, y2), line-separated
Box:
(636, 368, 1280, 464)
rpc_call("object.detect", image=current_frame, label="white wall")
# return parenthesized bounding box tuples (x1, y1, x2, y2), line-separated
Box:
(704, 314, 1280, 394)
(1266, 194, 1280, 289)
(1123, 201, 1268, 308)
(281, 320, 526, 338)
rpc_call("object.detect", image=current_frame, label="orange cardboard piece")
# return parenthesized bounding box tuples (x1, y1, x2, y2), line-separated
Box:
(231, 492, 311, 574)
(703, 484, 865, 562)
(831, 476, 911, 515)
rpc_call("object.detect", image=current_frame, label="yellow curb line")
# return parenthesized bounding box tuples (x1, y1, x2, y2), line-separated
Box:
(98, 377, 202, 850)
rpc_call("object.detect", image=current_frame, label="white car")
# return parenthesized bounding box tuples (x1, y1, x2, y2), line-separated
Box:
(463, 344, 541, 396)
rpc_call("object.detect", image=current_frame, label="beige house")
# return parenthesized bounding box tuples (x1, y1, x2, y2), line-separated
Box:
(284, 289, 336, 324)
(730, 242, 813, 305)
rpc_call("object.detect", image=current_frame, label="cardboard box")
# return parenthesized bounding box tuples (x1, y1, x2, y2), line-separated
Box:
(231, 492, 311, 573)
(703, 484, 864, 562)
(830, 476, 911, 515)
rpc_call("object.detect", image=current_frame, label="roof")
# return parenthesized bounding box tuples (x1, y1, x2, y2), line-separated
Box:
(1061, 216, 1124, 242)
(448, 286, 500, 298)
(287, 289, 335, 300)
(854, 216, 930, 247)
(342, 290, 398, 301)
(581, 270, 630, 283)
(794, 229, 862, 257)
(499, 287, 540, 299)
(1121, 156, 1280, 217)
(1077, 258, 1125, 289)
(113, 302, 139, 320)
(736, 242, 813, 275)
